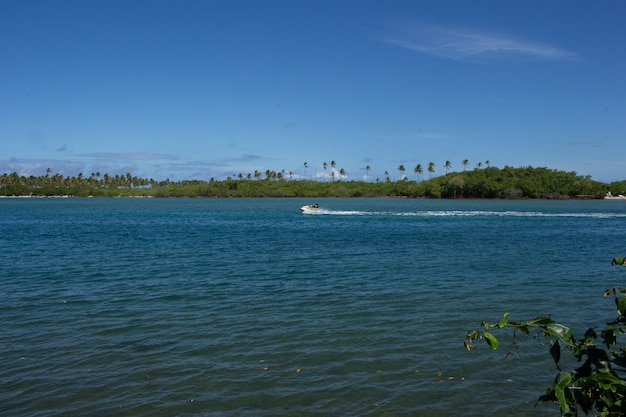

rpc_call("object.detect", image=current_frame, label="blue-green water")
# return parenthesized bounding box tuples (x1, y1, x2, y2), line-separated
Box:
(2, 198, 626, 416)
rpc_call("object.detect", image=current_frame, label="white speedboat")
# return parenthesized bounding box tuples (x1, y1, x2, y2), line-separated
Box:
(300, 204, 319, 213)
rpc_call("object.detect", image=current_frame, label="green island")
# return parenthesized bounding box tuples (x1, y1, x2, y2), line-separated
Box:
(1, 165, 625, 199)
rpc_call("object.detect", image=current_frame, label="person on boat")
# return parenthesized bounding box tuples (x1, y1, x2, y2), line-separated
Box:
(312, 203, 319, 209)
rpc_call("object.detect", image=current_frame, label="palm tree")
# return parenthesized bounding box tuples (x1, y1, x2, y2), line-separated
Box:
(428, 162, 435, 179)
(303, 162, 308, 180)
(365, 165, 371, 181)
(476, 162, 482, 169)
(444, 160, 451, 174)
(339, 168, 346, 179)
(397, 164, 405, 181)
(462, 159, 469, 171)
(384, 170, 390, 182)
(330, 160, 336, 182)
(323, 162, 328, 181)
(414, 164, 423, 181)
(485, 160, 491, 168)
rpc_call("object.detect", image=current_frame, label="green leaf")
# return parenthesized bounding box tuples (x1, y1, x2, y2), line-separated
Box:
(554, 386, 568, 412)
(550, 340, 561, 365)
(554, 372, 572, 413)
(555, 371, 572, 387)
(498, 312, 510, 328)
(601, 328, 617, 346)
(484, 331, 499, 350)
(528, 317, 554, 326)
(516, 325, 530, 335)
(547, 323, 575, 347)
(594, 372, 626, 387)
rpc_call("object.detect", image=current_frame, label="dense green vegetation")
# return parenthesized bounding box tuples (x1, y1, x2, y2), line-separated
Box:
(0, 165, 623, 198)
(465, 286, 626, 416)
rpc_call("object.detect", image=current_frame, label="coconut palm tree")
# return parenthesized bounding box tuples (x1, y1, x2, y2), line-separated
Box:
(303, 162, 308, 180)
(339, 168, 346, 179)
(397, 164, 405, 181)
(323, 162, 328, 181)
(428, 162, 435, 179)
(365, 165, 371, 181)
(462, 159, 469, 171)
(444, 160, 452, 174)
(476, 162, 482, 169)
(414, 164, 423, 181)
(330, 160, 336, 182)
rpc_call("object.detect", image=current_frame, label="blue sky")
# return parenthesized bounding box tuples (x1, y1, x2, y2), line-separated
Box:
(1, 0, 625, 182)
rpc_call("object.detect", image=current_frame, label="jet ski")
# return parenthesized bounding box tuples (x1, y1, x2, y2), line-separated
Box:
(300, 203, 320, 213)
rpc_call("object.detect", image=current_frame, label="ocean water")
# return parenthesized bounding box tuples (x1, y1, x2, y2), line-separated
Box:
(2, 197, 626, 416)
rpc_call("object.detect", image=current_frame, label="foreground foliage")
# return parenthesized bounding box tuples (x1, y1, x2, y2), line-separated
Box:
(465, 287, 626, 416)
(0, 165, 619, 198)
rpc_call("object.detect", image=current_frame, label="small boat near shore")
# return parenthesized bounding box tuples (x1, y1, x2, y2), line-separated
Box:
(605, 192, 626, 200)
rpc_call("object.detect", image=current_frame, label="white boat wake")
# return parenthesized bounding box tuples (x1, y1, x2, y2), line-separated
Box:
(301, 208, 626, 218)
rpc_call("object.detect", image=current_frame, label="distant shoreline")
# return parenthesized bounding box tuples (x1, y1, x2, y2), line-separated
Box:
(0, 194, 614, 200)
(1, 165, 622, 199)
(0, 195, 153, 199)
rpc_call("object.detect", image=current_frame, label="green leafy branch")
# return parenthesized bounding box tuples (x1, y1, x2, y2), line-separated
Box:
(464, 287, 626, 416)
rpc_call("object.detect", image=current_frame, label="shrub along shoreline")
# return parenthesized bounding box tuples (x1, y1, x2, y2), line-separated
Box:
(1, 165, 623, 199)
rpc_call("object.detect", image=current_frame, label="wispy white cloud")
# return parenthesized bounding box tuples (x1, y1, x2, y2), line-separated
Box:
(384, 24, 578, 62)
(78, 152, 180, 161)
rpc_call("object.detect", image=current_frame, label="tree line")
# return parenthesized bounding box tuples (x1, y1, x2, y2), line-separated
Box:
(241, 159, 485, 182)
(0, 164, 623, 199)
